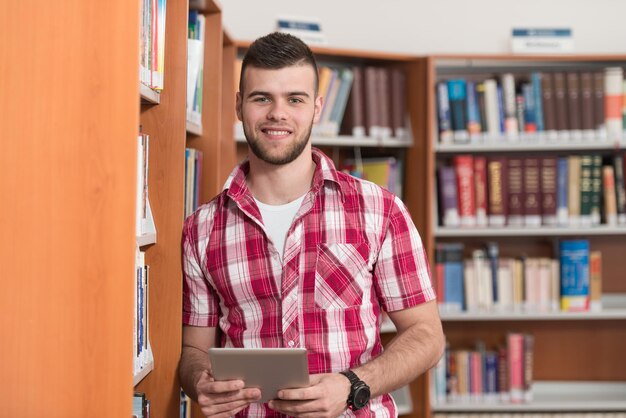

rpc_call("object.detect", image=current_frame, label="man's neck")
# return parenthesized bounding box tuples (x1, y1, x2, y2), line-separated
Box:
(247, 150, 316, 205)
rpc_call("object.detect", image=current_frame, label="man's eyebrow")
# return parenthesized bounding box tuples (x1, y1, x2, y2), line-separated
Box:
(247, 90, 311, 98)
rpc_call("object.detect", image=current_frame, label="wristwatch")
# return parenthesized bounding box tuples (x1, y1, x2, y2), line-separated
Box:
(339, 370, 371, 411)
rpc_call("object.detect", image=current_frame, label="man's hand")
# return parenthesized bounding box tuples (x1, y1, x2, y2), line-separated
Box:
(195, 370, 262, 418)
(268, 373, 351, 418)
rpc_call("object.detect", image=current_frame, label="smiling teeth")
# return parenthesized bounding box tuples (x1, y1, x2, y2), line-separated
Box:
(267, 130, 289, 135)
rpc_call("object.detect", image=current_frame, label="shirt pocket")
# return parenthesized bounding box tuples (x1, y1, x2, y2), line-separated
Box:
(314, 242, 370, 309)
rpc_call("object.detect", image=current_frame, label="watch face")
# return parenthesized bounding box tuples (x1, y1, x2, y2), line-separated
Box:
(353, 386, 371, 409)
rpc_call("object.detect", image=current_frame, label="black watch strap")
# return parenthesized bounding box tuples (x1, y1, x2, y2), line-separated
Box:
(340, 369, 360, 385)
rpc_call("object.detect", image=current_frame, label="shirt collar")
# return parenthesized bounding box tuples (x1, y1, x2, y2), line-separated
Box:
(223, 147, 344, 202)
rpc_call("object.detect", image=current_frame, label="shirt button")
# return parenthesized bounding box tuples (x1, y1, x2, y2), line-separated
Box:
(288, 340, 295, 347)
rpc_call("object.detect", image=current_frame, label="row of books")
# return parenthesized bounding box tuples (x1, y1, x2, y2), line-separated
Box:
(139, 0, 167, 90)
(435, 241, 601, 313)
(134, 248, 153, 377)
(341, 156, 404, 199)
(431, 334, 534, 405)
(186, 11, 205, 127)
(437, 153, 626, 228)
(184, 148, 204, 217)
(436, 67, 626, 144)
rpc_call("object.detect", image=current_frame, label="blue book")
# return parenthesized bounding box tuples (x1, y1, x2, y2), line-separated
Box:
(531, 72, 544, 132)
(560, 240, 590, 311)
(465, 81, 481, 135)
(443, 243, 465, 311)
(522, 83, 537, 132)
(447, 79, 469, 141)
(496, 85, 505, 133)
(484, 351, 499, 396)
(557, 158, 569, 225)
(437, 82, 453, 142)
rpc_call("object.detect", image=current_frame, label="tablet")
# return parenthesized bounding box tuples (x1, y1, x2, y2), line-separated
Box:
(208, 348, 310, 403)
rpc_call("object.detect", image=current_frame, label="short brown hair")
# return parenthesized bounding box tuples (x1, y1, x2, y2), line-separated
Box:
(240, 32, 319, 94)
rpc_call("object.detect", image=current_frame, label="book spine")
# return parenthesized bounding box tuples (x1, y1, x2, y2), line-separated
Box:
(437, 165, 460, 227)
(541, 71, 557, 138)
(604, 67, 624, 141)
(566, 71, 582, 139)
(557, 157, 569, 226)
(603, 165, 618, 225)
(507, 333, 524, 403)
(567, 155, 581, 226)
(523, 157, 542, 227)
(390, 68, 407, 138)
(522, 82, 537, 132)
(507, 157, 525, 227)
(580, 72, 596, 139)
(443, 243, 465, 312)
(523, 334, 534, 402)
(501, 73, 519, 137)
(589, 250, 603, 312)
(553, 72, 570, 138)
(613, 154, 626, 224)
(465, 81, 482, 140)
(531, 72, 544, 132)
(560, 239, 590, 312)
(593, 71, 606, 136)
(448, 79, 470, 143)
(540, 157, 558, 225)
(454, 155, 477, 227)
(591, 155, 602, 225)
(579, 155, 594, 226)
(436, 81, 453, 143)
(484, 79, 501, 138)
(487, 157, 508, 226)
(474, 156, 488, 226)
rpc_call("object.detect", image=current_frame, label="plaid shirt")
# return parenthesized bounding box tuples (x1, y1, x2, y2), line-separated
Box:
(182, 148, 435, 418)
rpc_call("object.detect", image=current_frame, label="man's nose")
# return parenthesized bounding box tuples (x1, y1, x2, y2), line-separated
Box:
(267, 100, 288, 120)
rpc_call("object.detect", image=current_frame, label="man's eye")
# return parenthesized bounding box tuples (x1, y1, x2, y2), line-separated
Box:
(254, 97, 270, 103)
(289, 97, 304, 104)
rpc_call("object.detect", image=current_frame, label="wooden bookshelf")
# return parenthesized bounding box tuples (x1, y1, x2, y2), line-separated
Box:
(415, 54, 626, 418)
(2, 1, 140, 417)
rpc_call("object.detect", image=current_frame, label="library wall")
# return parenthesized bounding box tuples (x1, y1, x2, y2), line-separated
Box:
(220, 0, 626, 55)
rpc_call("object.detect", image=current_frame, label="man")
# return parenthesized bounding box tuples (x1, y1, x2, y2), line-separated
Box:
(179, 32, 444, 418)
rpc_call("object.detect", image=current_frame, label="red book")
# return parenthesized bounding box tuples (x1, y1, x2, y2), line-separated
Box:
(507, 157, 524, 227)
(474, 156, 488, 226)
(507, 332, 524, 403)
(454, 155, 476, 227)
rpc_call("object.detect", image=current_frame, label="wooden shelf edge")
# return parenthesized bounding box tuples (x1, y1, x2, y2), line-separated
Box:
(432, 381, 626, 412)
(435, 138, 626, 153)
(133, 359, 154, 386)
(435, 225, 626, 237)
(136, 232, 156, 247)
(186, 121, 203, 136)
(140, 83, 160, 104)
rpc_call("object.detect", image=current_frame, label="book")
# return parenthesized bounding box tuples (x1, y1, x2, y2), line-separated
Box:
(567, 155, 581, 226)
(523, 157, 542, 227)
(448, 79, 470, 143)
(507, 157, 524, 227)
(603, 165, 618, 225)
(341, 66, 366, 137)
(454, 155, 476, 227)
(613, 154, 626, 224)
(487, 157, 508, 226)
(540, 157, 558, 226)
(389, 68, 408, 139)
(436, 81, 453, 143)
(593, 71, 606, 137)
(566, 72, 582, 140)
(501, 73, 519, 137)
(589, 251, 603, 312)
(580, 72, 596, 139)
(437, 165, 460, 227)
(579, 155, 593, 226)
(474, 156, 488, 226)
(541, 71, 558, 139)
(604, 67, 624, 140)
(556, 157, 569, 226)
(560, 239, 590, 312)
(553, 72, 570, 139)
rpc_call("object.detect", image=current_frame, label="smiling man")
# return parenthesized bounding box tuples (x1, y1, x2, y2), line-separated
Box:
(179, 32, 444, 418)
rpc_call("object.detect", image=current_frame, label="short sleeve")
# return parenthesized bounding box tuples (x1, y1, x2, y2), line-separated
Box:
(182, 207, 220, 327)
(373, 196, 435, 312)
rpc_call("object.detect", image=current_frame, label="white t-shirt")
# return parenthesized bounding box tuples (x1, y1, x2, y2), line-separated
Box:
(254, 194, 306, 260)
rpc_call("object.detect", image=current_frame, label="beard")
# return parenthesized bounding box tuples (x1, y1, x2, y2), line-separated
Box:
(243, 118, 314, 165)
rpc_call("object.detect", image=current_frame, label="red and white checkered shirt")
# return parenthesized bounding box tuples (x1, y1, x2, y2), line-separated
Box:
(182, 148, 435, 418)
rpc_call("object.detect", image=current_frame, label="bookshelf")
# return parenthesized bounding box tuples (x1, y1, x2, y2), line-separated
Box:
(2, 1, 140, 417)
(405, 54, 626, 418)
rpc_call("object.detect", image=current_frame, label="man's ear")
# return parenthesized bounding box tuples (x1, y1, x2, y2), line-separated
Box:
(313, 95, 324, 124)
(235, 92, 243, 121)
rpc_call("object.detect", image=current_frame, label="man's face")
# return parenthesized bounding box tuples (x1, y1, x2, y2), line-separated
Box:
(236, 64, 323, 165)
